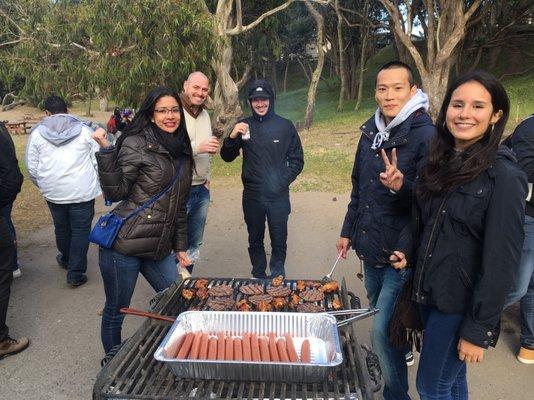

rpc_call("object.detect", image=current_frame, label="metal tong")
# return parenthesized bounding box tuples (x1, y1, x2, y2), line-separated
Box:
(328, 308, 379, 327)
(322, 250, 344, 283)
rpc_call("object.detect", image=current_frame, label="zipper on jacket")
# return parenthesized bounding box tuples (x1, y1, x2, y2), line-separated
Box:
(416, 196, 448, 302)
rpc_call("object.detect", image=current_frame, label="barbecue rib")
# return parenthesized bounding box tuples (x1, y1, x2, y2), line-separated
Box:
(300, 289, 324, 302)
(239, 283, 265, 295)
(266, 285, 291, 297)
(208, 284, 234, 297)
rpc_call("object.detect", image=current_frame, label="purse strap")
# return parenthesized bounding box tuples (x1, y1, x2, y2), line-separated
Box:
(123, 157, 185, 221)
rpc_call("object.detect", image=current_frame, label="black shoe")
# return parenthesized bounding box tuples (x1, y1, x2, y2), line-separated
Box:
(68, 275, 88, 287)
(56, 254, 68, 270)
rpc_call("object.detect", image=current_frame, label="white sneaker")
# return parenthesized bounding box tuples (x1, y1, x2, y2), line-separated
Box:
(12, 268, 21, 279)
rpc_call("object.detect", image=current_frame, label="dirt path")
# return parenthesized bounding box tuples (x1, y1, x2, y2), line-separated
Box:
(0, 188, 529, 399)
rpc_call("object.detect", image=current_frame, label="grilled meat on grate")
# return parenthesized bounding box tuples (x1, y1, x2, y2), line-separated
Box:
(236, 299, 252, 311)
(248, 294, 273, 306)
(297, 303, 324, 313)
(194, 279, 209, 289)
(196, 287, 209, 301)
(182, 289, 195, 300)
(257, 300, 273, 312)
(332, 298, 343, 310)
(266, 285, 291, 297)
(320, 281, 339, 293)
(300, 289, 324, 302)
(271, 275, 284, 287)
(272, 297, 287, 310)
(206, 297, 235, 311)
(239, 283, 265, 295)
(288, 293, 301, 309)
(296, 280, 322, 292)
(208, 284, 234, 297)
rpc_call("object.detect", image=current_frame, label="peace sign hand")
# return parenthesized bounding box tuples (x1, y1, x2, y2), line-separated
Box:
(379, 148, 404, 192)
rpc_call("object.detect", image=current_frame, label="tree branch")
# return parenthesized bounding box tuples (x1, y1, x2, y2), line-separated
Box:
(236, 64, 252, 89)
(225, 0, 295, 35)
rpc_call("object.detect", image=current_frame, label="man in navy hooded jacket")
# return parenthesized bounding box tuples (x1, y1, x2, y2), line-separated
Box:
(337, 62, 436, 400)
(221, 79, 304, 278)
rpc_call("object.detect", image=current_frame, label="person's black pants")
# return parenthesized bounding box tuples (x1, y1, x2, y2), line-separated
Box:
(242, 196, 290, 278)
(0, 215, 15, 341)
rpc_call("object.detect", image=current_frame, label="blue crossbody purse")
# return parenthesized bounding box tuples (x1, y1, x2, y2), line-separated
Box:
(89, 158, 184, 248)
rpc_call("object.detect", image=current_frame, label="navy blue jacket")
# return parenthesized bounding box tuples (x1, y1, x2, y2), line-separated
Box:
(504, 115, 534, 217)
(221, 80, 304, 200)
(340, 110, 435, 264)
(398, 147, 527, 348)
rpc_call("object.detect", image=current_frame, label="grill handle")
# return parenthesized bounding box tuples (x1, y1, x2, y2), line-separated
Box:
(120, 307, 176, 323)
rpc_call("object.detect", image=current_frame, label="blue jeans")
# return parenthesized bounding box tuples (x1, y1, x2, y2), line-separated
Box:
(0, 203, 18, 271)
(98, 248, 179, 353)
(243, 196, 290, 278)
(417, 305, 467, 400)
(505, 214, 534, 349)
(47, 200, 94, 283)
(364, 263, 411, 400)
(185, 184, 210, 273)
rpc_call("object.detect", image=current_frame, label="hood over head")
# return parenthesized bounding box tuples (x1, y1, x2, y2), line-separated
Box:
(34, 114, 86, 146)
(247, 79, 275, 120)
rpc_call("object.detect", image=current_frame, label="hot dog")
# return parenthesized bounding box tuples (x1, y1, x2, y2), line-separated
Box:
(250, 333, 261, 362)
(268, 332, 280, 362)
(225, 335, 234, 361)
(242, 333, 252, 361)
(188, 331, 203, 360)
(217, 333, 225, 360)
(175, 332, 195, 359)
(258, 336, 271, 362)
(276, 338, 290, 362)
(199, 332, 209, 360)
(301, 339, 311, 363)
(284, 333, 298, 362)
(234, 337, 243, 361)
(208, 336, 218, 360)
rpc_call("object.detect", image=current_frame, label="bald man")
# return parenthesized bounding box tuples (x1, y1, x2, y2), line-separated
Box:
(179, 72, 219, 274)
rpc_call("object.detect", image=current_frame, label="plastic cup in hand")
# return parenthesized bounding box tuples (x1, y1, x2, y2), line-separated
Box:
(186, 249, 200, 265)
(242, 127, 250, 141)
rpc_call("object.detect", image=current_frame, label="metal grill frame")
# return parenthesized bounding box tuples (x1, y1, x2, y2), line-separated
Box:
(93, 277, 377, 400)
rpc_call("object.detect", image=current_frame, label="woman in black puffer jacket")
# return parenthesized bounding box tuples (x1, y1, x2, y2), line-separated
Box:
(92, 87, 192, 353)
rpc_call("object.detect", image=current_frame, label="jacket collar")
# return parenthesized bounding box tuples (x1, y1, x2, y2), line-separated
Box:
(360, 111, 417, 150)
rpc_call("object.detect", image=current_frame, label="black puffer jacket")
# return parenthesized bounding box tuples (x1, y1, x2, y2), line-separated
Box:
(0, 122, 23, 207)
(398, 147, 527, 348)
(220, 80, 304, 200)
(95, 126, 192, 260)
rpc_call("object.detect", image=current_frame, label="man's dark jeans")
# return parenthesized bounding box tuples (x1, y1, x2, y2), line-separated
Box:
(243, 196, 290, 278)
(0, 203, 18, 271)
(0, 216, 15, 341)
(47, 200, 95, 283)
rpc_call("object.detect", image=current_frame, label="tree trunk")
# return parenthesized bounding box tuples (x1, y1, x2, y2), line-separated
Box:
(335, 0, 349, 111)
(355, 2, 369, 111)
(211, 35, 243, 137)
(283, 59, 290, 92)
(296, 57, 311, 82)
(99, 96, 108, 112)
(85, 92, 93, 117)
(271, 60, 278, 93)
(420, 65, 451, 121)
(303, 1, 325, 130)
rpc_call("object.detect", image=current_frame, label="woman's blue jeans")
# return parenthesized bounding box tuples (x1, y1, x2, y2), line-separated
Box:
(417, 305, 467, 400)
(98, 248, 179, 353)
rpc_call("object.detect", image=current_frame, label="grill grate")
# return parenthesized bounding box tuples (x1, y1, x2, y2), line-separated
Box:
(94, 277, 373, 400)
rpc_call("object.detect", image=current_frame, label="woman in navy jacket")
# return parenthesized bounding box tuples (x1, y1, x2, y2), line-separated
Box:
(391, 71, 527, 399)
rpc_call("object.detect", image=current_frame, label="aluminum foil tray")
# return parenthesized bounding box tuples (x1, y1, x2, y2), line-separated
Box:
(154, 311, 343, 383)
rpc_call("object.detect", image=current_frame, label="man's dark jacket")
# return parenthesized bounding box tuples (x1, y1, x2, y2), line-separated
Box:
(505, 115, 534, 217)
(340, 110, 435, 264)
(220, 80, 304, 200)
(397, 147, 527, 348)
(0, 122, 23, 208)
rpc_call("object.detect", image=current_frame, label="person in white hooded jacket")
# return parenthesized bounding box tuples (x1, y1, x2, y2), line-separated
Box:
(25, 95, 101, 287)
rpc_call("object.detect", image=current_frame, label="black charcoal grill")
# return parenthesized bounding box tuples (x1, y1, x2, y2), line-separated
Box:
(93, 277, 380, 400)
